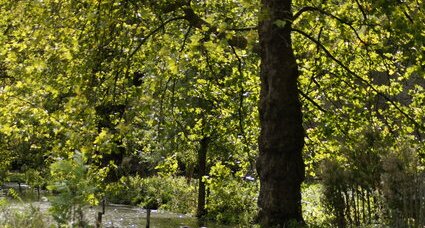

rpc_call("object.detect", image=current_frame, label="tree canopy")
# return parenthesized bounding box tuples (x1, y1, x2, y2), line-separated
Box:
(0, 0, 424, 227)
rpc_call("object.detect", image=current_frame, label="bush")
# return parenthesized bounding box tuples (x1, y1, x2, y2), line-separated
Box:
(204, 162, 258, 225)
(319, 130, 425, 227)
(104, 177, 138, 205)
(141, 176, 197, 214)
(106, 172, 259, 225)
(381, 142, 425, 227)
(105, 175, 197, 214)
(302, 183, 333, 227)
(0, 199, 47, 228)
(47, 153, 103, 226)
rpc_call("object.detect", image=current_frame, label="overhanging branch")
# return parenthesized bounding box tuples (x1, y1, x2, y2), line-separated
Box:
(293, 6, 367, 46)
(292, 28, 424, 131)
(298, 89, 327, 113)
(128, 16, 186, 59)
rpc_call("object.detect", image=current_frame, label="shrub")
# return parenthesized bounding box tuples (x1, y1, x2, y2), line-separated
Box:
(320, 130, 425, 227)
(105, 175, 197, 214)
(381, 142, 425, 227)
(302, 183, 333, 227)
(105, 173, 259, 225)
(141, 176, 196, 214)
(104, 176, 139, 205)
(204, 162, 258, 225)
(47, 152, 103, 226)
(0, 199, 47, 228)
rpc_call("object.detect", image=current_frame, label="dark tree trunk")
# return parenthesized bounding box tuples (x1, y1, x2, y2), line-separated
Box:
(197, 136, 210, 219)
(256, 0, 305, 226)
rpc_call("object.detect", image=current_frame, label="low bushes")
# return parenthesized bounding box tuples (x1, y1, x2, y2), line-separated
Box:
(0, 198, 48, 228)
(204, 162, 258, 225)
(320, 132, 425, 227)
(105, 173, 259, 225)
(105, 175, 197, 214)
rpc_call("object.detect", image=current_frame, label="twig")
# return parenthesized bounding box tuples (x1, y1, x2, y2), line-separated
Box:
(298, 89, 327, 113)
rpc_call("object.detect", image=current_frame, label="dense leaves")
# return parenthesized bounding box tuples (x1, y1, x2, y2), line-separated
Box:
(0, 0, 423, 226)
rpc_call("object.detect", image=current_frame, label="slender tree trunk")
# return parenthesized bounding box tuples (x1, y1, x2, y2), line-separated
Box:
(256, 0, 305, 226)
(197, 136, 210, 219)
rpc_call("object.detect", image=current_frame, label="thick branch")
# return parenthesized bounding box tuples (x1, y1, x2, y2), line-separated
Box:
(160, 0, 188, 13)
(228, 26, 258, 32)
(292, 6, 317, 20)
(182, 7, 208, 29)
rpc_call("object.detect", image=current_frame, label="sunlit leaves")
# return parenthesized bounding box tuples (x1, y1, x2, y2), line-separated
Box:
(293, 0, 424, 179)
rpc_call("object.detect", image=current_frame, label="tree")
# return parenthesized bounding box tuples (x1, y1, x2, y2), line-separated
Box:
(2, 0, 422, 226)
(255, 0, 424, 225)
(291, 0, 424, 226)
(256, 0, 305, 226)
(1, 0, 259, 223)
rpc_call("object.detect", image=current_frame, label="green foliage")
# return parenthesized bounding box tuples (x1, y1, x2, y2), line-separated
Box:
(47, 152, 102, 226)
(105, 175, 197, 214)
(204, 162, 258, 225)
(0, 200, 47, 228)
(302, 183, 332, 227)
(7, 188, 22, 201)
(319, 128, 386, 226)
(141, 176, 197, 213)
(294, 0, 424, 180)
(103, 176, 138, 206)
(381, 141, 425, 227)
(24, 169, 45, 190)
(5, 172, 26, 184)
(320, 130, 425, 227)
(0, 0, 423, 226)
(292, 2, 424, 226)
(155, 154, 179, 176)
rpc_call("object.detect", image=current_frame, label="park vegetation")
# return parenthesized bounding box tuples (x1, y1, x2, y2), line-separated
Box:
(0, 0, 424, 227)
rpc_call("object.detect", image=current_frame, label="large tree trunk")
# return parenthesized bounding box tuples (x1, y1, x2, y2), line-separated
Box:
(256, 0, 305, 226)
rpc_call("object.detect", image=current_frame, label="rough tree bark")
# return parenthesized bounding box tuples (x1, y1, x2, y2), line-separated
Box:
(256, 0, 305, 226)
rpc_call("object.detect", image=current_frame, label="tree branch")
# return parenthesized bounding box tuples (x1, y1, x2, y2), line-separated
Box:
(182, 7, 208, 29)
(179, 26, 192, 52)
(128, 16, 186, 59)
(228, 26, 258, 32)
(182, 6, 248, 49)
(298, 89, 327, 113)
(292, 6, 317, 20)
(292, 28, 424, 131)
(354, 0, 368, 21)
(293, 6, 367, 46)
